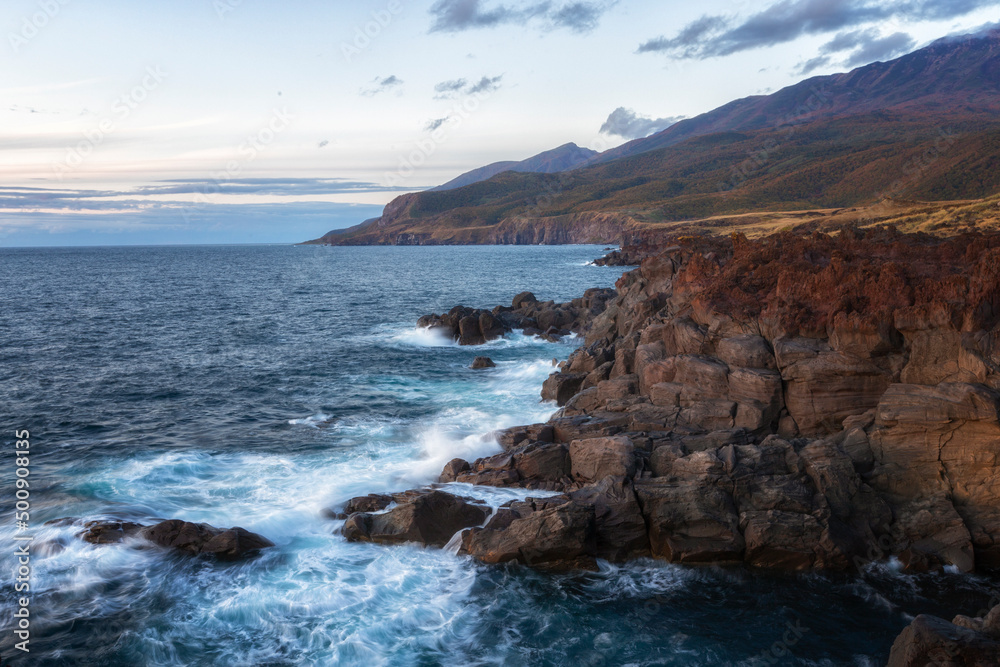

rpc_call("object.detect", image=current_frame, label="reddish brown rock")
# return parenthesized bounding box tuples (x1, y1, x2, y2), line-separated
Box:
(342, 491, 489, 547)
(569, 436, 636, 482)
(888, 605, 1000, 667)
(542, 372, 586, 406)
(141, 520, 274, 561)
(460, 499, 597, 571)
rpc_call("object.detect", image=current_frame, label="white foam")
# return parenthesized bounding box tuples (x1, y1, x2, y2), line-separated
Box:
(389, 326, 457, 347)
(288, 413, 335, 427)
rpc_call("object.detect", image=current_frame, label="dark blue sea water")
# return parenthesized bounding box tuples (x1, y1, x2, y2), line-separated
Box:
(0, 244, 996, 666)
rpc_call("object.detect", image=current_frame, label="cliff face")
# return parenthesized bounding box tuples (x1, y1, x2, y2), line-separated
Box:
(309, 207, 638, 246)
(339, 229, 1000, 582)
(526, 228, 1000, 572)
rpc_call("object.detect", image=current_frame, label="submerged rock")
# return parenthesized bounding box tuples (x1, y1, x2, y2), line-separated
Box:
(142, 521, 275, 561)
(78, 520, 144, 544)
(471, 356, 496, 369)
(77, 518, 274, 561)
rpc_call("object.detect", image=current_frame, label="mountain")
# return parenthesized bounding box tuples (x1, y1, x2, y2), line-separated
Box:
(306, 29, 1000, 246)
(588, 28, 1000, 166)
(431, 142, 598, 191)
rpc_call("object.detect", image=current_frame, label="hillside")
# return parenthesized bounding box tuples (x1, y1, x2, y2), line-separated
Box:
(431, 142, 598, 191)
(306, 29, 1000, 246)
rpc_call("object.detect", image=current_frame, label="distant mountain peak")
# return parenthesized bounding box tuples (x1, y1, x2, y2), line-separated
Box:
(432, 142, 598, 191)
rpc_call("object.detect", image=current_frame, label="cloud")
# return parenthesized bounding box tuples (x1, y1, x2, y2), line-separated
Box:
(429, 0, 613, 34)
(637, 15, 727, 54)
(434, 78, 468, 94)
(433, 75, 504, 98)
(467, 75, 504, 94)
(0, 179, 409, 213)
(795, 27, 916, 73)
(638, 0, 998, 60)
(425, 117, 451, 132)
(796, 55, 832, 74)
(836, 29, 916, 65)
(549, 2, 608, 32)
(600, 107, 685, 139)
(360, 75, 404, 96)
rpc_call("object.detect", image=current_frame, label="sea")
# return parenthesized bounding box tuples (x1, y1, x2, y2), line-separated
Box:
(0, 244, 996, 666)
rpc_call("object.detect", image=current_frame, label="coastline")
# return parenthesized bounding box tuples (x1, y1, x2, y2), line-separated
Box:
(337, 227, 1000, 663)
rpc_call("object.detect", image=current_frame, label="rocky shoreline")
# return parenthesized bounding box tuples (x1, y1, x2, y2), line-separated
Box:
(67, 227, 1000, 663)
(334, 227, 1000, 665)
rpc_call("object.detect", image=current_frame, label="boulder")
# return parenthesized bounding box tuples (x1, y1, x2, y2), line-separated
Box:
(496, 423, 554, 450)
(141, 520, 275, 561)
(888, 606, 1000, 667)
(342, 491, 489, 547)
(78, 520, 144, 544)
(512, 291, 538, 309)
(328, 493, 394, 519)
(541, 372, 586, 406)
(479, 312, 505, 341)
(439, 458, 471, 482)
(471, 356, 496, 369)
(461, 499, 597, 570)
(458, 315, 486, 346)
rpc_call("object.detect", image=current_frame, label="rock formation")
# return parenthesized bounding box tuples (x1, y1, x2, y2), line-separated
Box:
(74, 518, 274, 561)
(341, 490, 490, 548)
(417, 289, 615, 345)
(343, 228, 1000, 579)
(888, 604, 1000, 666)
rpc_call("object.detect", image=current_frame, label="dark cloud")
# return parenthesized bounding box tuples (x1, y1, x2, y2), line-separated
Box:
(637, 15, 727, 54)
(795, 55, 832, 74)
(549, 3, 608, 32)
(795, 27, 916, 73)
(432, 76, 503, 99)
(600, 107, 684, 139)
(841, 30, 916, 65)
(434, 79, 468, 94)
(429, 0, 613, 34)
(425, 117, 451, 132)
(360, 75, 404, 96)
(466, 75, 504, 94)
(638, 0, 998, 60)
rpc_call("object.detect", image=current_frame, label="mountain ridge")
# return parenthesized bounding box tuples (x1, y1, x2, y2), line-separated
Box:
(431, 142, 598, 191)
(306, 29, 1000, 246)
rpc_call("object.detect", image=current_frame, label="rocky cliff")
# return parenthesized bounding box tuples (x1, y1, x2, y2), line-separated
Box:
(335, 227, 1000, 663)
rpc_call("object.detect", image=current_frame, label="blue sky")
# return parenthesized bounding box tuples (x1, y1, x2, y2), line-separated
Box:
(1, 0, 997, 245)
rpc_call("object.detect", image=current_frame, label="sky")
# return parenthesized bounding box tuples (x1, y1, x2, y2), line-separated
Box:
(1, 0, 998, 246)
